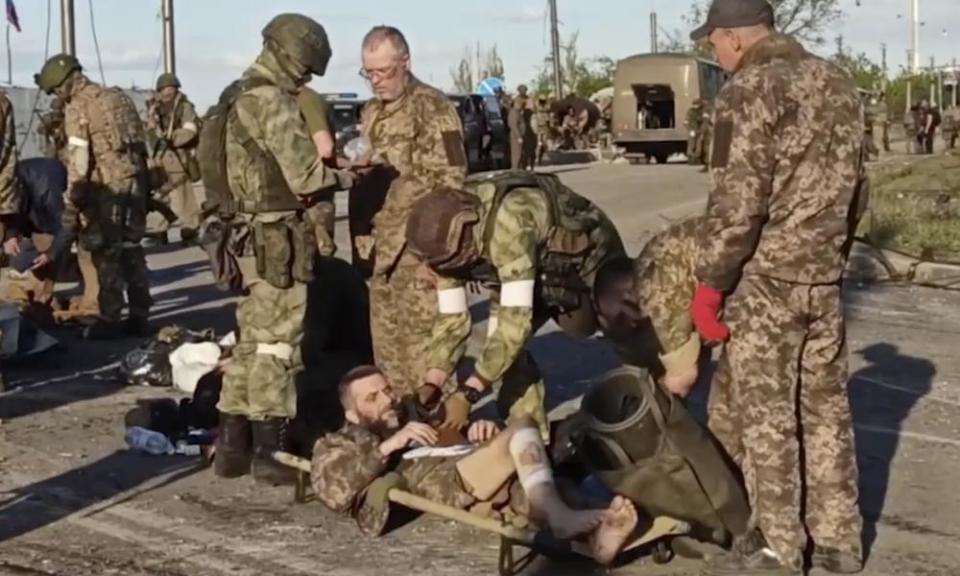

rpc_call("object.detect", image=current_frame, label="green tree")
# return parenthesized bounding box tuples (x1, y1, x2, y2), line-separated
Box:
(530, 33, 616, 98)
(448, 44, 505, 94)
(832, 49, 885, 92)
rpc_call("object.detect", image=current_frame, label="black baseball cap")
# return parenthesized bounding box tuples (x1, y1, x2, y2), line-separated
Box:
(690, 0, 775, 41)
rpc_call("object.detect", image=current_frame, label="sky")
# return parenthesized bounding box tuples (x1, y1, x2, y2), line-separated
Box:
(2, 0, 958, 108)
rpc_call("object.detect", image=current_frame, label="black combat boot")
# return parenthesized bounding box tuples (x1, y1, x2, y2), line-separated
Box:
(251, 418, 295, 486)
(702, 529, 802, 576)
(214, 412, 252, 478)
(810, 546, 862, 574)
(125, 315, 152, 338)
(82, 320, 124, 340)
(180, 227, 198, 247)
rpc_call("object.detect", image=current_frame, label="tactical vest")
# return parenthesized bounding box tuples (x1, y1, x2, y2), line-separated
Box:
(73, 84, 148, 183)
(574, 366, 750, 535)
(466, 170, 623, 313)
(197, 77, 302, 217)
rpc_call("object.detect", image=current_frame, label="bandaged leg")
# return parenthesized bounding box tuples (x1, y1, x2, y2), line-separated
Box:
(507, 424, 604, 539)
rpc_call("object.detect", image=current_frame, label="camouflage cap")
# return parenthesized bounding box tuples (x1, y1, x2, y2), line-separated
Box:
(262, 13, 332, 76)
(34, 54, 82, 94)
(406, 187, 480, 267)
(155, 72, 180, 90)
(690, 0, 774, 41)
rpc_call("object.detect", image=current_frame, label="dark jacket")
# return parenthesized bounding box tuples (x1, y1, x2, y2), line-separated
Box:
(15, 158, 66, 236)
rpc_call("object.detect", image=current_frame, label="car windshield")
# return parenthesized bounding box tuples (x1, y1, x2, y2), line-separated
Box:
(330, 103, 359, 133)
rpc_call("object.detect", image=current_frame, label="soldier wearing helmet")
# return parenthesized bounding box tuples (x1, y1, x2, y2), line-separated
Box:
(211, 14, 354, 484)
(145, 72, 202, 244)
(33, 53, 152, 339)
(405, 171, 624, 437)
(356, 25, 466, 401)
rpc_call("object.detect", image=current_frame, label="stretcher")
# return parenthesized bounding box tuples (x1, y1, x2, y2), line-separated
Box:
(273, 451, 689, 575)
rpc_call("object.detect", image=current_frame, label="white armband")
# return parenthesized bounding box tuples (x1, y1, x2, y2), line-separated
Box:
(437, 287, 468, 314)
(500, 280, 535, 308)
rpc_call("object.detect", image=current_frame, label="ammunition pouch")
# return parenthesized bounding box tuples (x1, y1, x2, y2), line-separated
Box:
(185, 153, 202, 183)
(253, 216, 315, 289)
(200, 217, 244, 293)
(574, 366, 749, 535)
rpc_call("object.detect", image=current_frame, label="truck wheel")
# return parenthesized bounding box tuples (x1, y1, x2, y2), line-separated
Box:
(654, 152, 670, 165)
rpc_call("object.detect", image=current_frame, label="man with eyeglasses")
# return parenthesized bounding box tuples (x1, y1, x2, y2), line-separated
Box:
(354, 25, 467, 399)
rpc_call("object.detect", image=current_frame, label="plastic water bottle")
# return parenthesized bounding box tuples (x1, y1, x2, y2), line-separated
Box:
(125, 426, 175, 455)
(343, 136, 372, 163)
(175, 440, 201, 456)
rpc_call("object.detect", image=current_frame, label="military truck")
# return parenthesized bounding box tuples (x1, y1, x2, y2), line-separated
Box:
(611, 53, 726, 164)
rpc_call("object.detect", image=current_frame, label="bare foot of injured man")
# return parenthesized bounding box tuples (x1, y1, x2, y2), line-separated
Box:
(590, 496, 639, 565)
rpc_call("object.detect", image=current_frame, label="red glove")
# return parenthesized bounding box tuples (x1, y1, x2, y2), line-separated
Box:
(691, 283, 730, 343)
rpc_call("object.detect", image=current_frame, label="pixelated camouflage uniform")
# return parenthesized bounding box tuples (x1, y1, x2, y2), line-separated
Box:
(362, 77, 467, 396)
(217, 50, 349, 420)
(146, 91, 201, 233)
(429, 173, 624, 432)
(310, 424, 475, 535)
(699, 33, 867, 569)
(296, 87, 337, 257)
(54, 75, 152, 324)
(611, 218, 701, 381)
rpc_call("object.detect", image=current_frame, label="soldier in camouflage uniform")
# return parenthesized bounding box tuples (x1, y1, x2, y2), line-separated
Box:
(211, 14, 353, 484)
(146, 73, 202, 244)
(533, 96, 553, 166)
(686, 99, 705, 165)
(943, 106, 959, 150)
(404, 171, 625, 437)
(34, 54, 152, 339)
(592, 218, 702, 398)
(296, 86, 338, 256)
(357, 26, 467, 398)
(0, 90, 18, 389)
(311, 365, 639, 564)
(689, 2, 866, 573)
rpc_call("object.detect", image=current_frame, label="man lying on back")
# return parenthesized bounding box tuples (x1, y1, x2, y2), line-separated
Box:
(310, 365, 638, 564)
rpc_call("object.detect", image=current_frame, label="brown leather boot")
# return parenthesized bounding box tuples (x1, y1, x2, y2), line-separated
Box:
(214, 412, 252, 478)
(251, 418, 295, 486)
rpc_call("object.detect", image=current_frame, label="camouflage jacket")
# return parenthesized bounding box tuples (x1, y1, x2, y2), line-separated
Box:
(0, 91, 19, 223)
(310, 424, 474, 535)
(428, 179, 623, 382)
(613, 218, 701, 379)
(148, 92, 199, 175)
(226, 50, 345, 216)
(698, 33, 868, 292)
(361, 76, 466, 275)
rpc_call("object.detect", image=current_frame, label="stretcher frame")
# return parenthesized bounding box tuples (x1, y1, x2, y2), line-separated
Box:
(273, 451, 688, 575)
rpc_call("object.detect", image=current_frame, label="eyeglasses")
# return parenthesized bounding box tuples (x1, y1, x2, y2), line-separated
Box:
(358, 62, 402, 82)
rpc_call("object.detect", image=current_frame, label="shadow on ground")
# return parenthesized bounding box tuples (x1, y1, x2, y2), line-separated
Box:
(0, 450, 199, 543)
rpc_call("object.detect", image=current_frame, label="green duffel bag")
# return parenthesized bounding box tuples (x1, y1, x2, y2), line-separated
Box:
(574, 366, 749, 536)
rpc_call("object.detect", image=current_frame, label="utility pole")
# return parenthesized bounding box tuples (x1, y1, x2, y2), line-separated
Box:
(60, 0, 75, 56)
(549, 0, 562, 99)
(835, 35, 844, 57)
(909, 0, 920, 72)
(930, 56, 936, 107)
(905, 50, 913, 113)
(162, 0, 176, 75)
(880, 42, 888, 93)
(954, 58, 958, 107)
(650, 11, 658, 54)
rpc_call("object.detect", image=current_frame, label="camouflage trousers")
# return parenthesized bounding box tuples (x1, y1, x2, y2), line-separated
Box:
(707, 274, 862, 568)
(91, 244, 152, 322)
(370, 251, 437, 396)
(219, 268, 306, 420)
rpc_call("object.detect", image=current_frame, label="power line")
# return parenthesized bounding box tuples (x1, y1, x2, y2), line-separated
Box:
(87, 0, 106, 85)
(44, 0, 52, 61)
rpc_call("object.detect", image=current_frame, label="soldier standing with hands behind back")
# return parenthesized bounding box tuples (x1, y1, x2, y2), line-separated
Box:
(356, 26, 467, 398)
(688, 0, 866, 574)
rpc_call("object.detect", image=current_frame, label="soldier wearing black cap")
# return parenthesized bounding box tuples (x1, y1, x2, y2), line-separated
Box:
(688, 1, 865, 575)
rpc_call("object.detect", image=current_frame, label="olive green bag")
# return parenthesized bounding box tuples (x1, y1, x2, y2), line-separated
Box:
(575, 366, 749, 535)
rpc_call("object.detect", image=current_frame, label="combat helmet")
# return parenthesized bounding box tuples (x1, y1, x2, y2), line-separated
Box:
(406, 187, 481, 271)
(35, 54, 82, 94)
(155, 73, 181, 91)
(262, 13, 332, 76)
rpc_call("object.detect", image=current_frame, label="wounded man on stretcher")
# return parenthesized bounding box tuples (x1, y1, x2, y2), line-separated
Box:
(310, 365, 638, 564)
